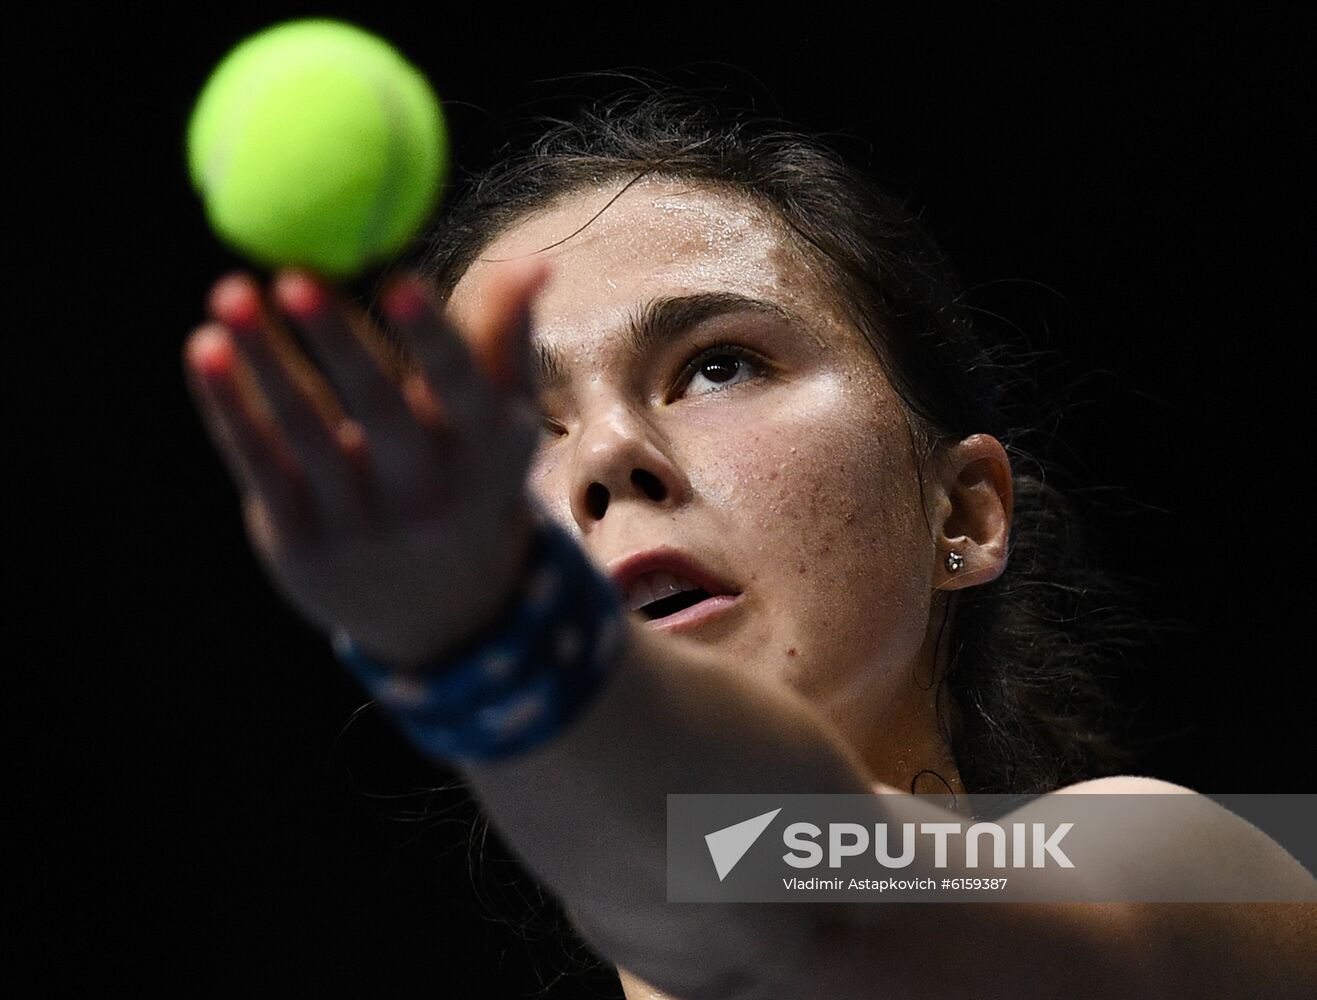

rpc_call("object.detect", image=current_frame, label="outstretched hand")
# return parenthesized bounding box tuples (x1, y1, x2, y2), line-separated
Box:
(182, 261, 553, 668)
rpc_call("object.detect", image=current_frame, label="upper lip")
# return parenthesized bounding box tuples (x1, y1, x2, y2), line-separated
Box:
(606, 547, 740, 604)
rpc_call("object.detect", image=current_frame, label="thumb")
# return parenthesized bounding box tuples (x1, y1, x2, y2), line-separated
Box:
(463, 259, 552, 398)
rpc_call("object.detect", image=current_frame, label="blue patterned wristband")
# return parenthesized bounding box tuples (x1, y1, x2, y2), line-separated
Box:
(332, 518, 628, 764)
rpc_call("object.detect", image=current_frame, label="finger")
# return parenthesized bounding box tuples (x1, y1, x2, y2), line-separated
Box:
(207, 274, 365, 532)
(455, 258, 553, 399)
(209, 273, 344, 429)
(182, 323, 306, 533)
(450, 260, 556, 502)
(378, 273, 493, 434)
(272, 269, 445, 492)
(272, 269, 418, 426)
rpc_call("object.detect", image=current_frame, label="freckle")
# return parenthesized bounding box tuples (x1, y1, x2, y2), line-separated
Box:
(787, 647, 798, 657)
(798, 564, 807, 574)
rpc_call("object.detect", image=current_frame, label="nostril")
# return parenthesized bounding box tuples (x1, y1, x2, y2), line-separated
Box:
(584, 482, 608, 519)
(632, 468, 665, 501)
(583, 469, 666, 520)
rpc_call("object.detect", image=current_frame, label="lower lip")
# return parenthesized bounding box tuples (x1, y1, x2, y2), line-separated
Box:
(643, 593, 742, 633)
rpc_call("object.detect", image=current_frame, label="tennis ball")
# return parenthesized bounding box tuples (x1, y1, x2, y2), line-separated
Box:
(186, 18, 448, 279)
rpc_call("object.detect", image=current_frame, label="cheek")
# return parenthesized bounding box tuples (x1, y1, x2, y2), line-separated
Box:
(700, 375, 920, 548)
(696, 376, 930, 655)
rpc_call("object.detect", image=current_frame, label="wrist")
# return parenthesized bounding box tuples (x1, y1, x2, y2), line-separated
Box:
(333, 511, 628, 764)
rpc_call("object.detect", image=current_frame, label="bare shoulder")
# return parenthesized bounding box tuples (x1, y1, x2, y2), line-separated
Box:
(1046, 776, 1317, 994)
(1051, 774, 1197, 795)
(1040, 774, 1317, 902)
(1052, 776, 1308, 869)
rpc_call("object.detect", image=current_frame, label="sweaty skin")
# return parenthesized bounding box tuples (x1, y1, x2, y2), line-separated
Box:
(447, 178, 964, 800)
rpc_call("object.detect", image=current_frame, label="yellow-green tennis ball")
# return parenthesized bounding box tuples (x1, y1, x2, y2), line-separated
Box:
(186, 18, 447, 279)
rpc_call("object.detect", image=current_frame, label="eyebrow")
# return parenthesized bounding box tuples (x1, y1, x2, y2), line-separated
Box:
(534, 292, 805, 391)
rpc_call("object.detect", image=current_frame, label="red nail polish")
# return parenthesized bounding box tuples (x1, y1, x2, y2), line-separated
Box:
(188, 326, 234, 378)
(382, 279, 429, 323)
(210, 275, 263, 331)
(275, 271, 325, 319)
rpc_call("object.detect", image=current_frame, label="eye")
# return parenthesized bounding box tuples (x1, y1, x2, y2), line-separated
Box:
(676, 344, 766, 398)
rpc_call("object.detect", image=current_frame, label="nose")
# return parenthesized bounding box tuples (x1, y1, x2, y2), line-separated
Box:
(566, 399, 689, 533)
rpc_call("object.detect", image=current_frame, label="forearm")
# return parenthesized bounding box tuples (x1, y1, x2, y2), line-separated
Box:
(350, 519, 1315, 997)
(458, 620, 872, 998)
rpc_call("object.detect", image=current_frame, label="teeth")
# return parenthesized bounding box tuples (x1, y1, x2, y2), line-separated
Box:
(626, 570, 700, 612)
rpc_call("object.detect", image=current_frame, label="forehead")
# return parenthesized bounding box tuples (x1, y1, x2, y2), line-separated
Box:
(446, 177, 853, 348)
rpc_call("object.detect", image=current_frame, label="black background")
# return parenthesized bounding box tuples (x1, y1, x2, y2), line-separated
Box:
(16, 5, 1314, 996)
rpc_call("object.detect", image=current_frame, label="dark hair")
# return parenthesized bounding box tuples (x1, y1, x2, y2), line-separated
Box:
(415, 88, 1141, 798)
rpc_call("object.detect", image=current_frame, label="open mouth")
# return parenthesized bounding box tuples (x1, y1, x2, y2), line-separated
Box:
(612, 557, 741, 633)
(638, 587, 715, 621)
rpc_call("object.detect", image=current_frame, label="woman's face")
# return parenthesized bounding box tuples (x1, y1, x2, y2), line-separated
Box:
(446, 178, 958, 789)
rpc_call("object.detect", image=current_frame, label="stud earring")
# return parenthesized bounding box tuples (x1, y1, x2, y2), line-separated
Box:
(945, 550, 965, 573)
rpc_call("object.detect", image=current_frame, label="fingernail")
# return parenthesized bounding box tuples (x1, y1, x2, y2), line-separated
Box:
(187, 325, 234, 378)
(382, 277, 431, 323)
(274, 270, 326, 320)
(209, 274, 263, 331)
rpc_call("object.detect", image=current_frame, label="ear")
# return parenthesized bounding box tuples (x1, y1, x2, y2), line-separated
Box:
(928, 433, 1012, 591)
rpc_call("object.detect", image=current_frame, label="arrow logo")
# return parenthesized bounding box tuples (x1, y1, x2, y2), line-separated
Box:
(704, 808, 782, 881)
